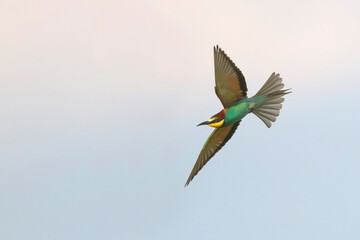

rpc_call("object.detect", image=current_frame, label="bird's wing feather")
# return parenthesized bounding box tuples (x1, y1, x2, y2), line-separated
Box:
(185, 122, 240, 186)
(214, 45, 248, 107)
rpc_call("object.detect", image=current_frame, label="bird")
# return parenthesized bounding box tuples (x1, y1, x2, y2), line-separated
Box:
(185, 45, 291, 186)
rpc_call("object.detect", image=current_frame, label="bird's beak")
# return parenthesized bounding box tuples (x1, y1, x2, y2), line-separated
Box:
(197, 121, 210, 127)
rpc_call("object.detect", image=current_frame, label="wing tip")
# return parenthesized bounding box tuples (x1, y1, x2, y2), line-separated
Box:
(214, 45, 222, 53)
(184, 175, 193, 187)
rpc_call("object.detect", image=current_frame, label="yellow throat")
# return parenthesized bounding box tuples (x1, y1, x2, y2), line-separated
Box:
(208, 119, 224, 128)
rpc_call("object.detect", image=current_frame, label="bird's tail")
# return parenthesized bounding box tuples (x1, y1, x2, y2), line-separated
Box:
(251, 73, 291, 128)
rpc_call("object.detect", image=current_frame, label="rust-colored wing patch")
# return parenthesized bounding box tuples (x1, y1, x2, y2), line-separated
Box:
(214, 46, 248, 107)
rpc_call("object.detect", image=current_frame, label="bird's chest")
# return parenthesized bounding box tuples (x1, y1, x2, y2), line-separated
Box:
(224, 102, 252, 126)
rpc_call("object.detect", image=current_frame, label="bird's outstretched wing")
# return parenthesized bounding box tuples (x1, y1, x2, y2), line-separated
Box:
(214, 46, 248, 107)
(185, 122, 240, 186)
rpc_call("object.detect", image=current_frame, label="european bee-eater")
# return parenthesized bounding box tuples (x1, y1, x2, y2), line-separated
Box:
(185, 46, 291, 186)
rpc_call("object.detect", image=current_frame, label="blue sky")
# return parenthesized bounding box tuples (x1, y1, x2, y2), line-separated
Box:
(1, 0, 360, 239)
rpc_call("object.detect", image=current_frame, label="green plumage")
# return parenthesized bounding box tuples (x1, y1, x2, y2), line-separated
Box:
(224, 96, 267, 126)
(184, 46, 290, 186)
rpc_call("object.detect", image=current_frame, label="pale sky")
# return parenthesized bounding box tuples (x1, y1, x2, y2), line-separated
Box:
(1, 1, 360, 239)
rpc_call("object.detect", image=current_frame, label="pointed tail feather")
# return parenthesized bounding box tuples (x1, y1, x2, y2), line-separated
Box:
(252, 73, 291, 128)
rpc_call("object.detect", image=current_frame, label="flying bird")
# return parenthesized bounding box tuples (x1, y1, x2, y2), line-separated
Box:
(185, 46, 291, 186)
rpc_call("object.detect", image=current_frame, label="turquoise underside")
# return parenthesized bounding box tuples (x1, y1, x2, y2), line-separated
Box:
(223, 96, 267, 126)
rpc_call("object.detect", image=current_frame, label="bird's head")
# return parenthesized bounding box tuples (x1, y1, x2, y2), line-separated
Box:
(197, 109, 225, 128)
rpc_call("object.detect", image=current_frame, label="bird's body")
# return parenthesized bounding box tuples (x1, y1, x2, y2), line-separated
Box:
(224, 98, 254, 125)
(185, 46, 290, 186)
(224, 95, 271, 125)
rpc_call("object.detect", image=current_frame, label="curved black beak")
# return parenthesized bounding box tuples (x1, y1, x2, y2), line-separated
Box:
(197, 121, 210, 127)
